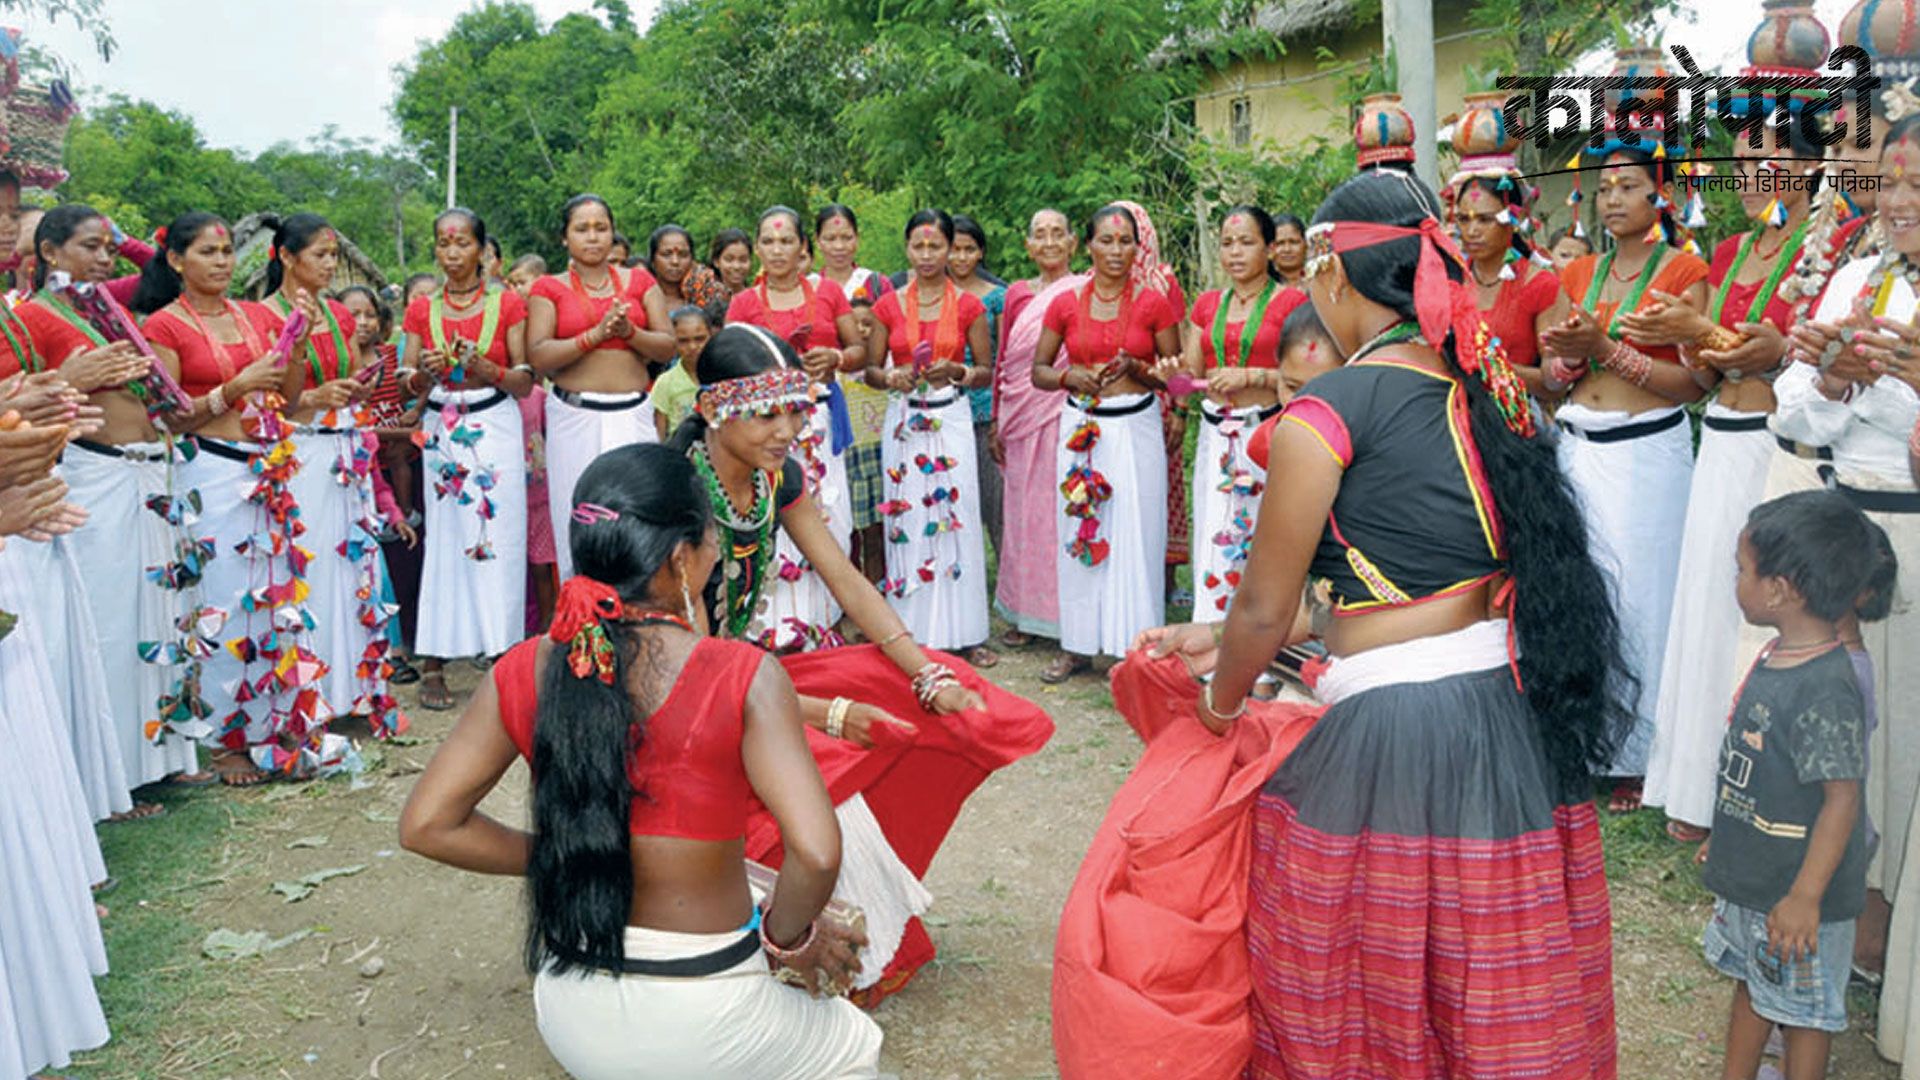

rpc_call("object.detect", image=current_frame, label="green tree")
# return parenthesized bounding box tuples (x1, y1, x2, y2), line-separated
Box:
(60, 96, 275, 235)
(393, 1, 640, 263)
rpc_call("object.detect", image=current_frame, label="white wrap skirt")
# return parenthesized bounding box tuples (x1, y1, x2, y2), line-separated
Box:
(419, 388, 528, 659)
(1057, 393, 1167, 659)
(753, 404, 851, 651)
(1191, 400, 1280, 618)
(545, 388, 656, 580)
(878, 390, 988, 650)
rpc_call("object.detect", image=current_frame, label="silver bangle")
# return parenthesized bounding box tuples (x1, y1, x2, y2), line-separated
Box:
(1202, 682, 1247, 723)
(825, 697, 851, 740)
(205, 388, 228, 417)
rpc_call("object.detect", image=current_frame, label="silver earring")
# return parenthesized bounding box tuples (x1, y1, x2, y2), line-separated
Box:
(680, 574, 698, 628)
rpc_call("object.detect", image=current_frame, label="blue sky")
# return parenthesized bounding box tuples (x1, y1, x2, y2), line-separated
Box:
(11, 0, 1853, 158)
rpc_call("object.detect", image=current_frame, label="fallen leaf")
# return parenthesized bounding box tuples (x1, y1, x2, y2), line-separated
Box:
(272, 864, 369, 903)
(202, 926, 314, 960)
(286, 835, 330, 850)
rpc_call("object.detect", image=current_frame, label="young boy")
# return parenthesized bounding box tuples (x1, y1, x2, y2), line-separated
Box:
(652, 304, 713, 440)
(505, 253, 546, 298)
(1276, 304, 1341, 402)
(1705, 490, 1879, 1080)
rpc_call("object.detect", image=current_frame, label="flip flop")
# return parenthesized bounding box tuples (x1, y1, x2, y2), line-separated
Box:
(966, 645, 1000, 670)
(156, 770, 218, 790)
(419, 678, 457, 711)
(388, 657, 422, 686)
(105, 801, 167, 824)
(1665, 820, 1710, 844)
(91, 876, 119, 897)
(1039, 655, 1092, 685)
(999, 628, 1033, 649)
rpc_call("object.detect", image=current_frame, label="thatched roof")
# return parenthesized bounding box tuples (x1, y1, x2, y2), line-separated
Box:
(230, 212, 388, 300)
(1166, 0, 1366, 65)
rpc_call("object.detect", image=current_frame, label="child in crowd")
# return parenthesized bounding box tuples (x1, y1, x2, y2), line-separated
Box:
(1704, 491, 1885, 1080)
(507, 254, 555, 629)
(1276, 304, 1340, 402)
(1547, 225, 1593, 274)
(651, 304, 712, 440)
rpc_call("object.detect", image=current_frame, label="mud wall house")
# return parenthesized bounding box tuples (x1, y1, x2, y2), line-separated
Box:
(231, 212, 389, 301)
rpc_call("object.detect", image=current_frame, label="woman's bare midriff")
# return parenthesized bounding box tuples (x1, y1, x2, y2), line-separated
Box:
(1717, 378, 1775, 414)
(1323, 583, 1498, 658)
(1569, 366, 1677, 414)
(553, 349, 653, 396)
(90, 388, 161, 445)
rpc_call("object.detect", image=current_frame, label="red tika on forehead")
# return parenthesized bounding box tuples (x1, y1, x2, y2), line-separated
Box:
(914, 224, 944, 241)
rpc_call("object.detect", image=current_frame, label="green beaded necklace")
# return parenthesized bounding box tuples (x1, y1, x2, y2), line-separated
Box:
(691, 439, 778, 639)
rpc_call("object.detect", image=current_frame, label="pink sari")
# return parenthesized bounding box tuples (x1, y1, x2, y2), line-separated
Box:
(992, 272, 1086, 637)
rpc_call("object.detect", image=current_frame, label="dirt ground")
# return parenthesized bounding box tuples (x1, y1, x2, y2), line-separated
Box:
(71, 646, 1900, 1079)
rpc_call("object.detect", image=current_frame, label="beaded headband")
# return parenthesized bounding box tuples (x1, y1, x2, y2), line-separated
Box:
(696, 366, 816, 423)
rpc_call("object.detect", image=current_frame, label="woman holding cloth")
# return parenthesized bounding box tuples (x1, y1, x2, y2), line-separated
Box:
(528, 194, 674, 579)
(402, 208, 535, 710)
(1031, 204, 1181, 683)
(401, 444, 883, 1079)
(726, 205, 865, 651)
(865, 209, 995, 662)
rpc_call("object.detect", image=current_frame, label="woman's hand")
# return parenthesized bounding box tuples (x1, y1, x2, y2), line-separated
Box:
(884, 367, 918, 393)
(1539, 305, 1610, 361)
(1132, 622, 1220, 677)
(418, 347, 451, 385)
(56, 341, 146, 393)
(1061, 366, 1102, 397)
(17, 498, 87, 542)
(600, 300, 633, 343)
(228, 356, 287, 398)
(987, 422, 1005, 465)
(1858, 317, 1920, 394)
(1164, 403, 1186, 453)
(1100, 352, 1138, 388)
(1204, 366, 1251, 400)
(930, 683, 985, 716)
(0, 421, 67, 487)
(1615, 290, 1709, 346)
(304, 377, 363, 413)
(834, 702, 918, 748)
(1699, 321, 1788, 376)
(1787, 319, 1840, 369)
(390, 517, 420, 549)
(289, 289, 323, 345)
(771, 917, 867, 998)
(0, 473, 69, 537)
(2, 371, 87, 427)
(800, 346, 840, 383)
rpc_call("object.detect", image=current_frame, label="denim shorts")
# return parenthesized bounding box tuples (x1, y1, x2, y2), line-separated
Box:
(1703, 898, 1855, 1033)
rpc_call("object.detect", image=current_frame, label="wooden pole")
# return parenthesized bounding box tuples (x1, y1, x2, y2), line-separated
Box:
(1383, 0, 1438, 190)
(446, 106, 459, 209)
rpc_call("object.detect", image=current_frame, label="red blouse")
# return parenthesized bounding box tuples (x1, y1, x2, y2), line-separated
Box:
(493, 635, 767, 842)
(140, 302, 284, 399)
(402, 287, 528, 367)
(870, 286, 987, 368)
(1475, 263, 1561, 370)
(1188, 286, 1307, 371)
(726, 277, 853, 350)
(1042, 284, 1180, 367)
(0, 306, 40, 379)
(1706, 232, 1799, 335)
(257, 296, 360, 387)
(529, 265, 659, 349)
(14, 298, 111, 373)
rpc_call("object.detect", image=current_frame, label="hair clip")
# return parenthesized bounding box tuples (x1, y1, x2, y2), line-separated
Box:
(572, 503, 620, 525)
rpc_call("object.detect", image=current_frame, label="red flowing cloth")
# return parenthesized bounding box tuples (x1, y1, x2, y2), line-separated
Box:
(744, 644, 1054, 1005)
(1052, 652, 1321, 1079)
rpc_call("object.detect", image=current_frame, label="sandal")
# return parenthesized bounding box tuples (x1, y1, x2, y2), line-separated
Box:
(966, 645, 1000, 670)
(92, 876, 119, 898)
(105, 801, 167, 824)
(999, 628, 1033, 649)
(1040, 654, 1092, 685)
(210, 750, 270, 788)
(154, 769, 217, 790)
(418, 675, 456, 711)
(1606, 779, 1643, 814)
(388, 656, 422, 686)
(1665, 820, 1710, 844)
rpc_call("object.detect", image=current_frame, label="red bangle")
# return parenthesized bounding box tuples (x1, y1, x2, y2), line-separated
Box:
(760, 916, 816, 962)
(574, 332, 597, 353)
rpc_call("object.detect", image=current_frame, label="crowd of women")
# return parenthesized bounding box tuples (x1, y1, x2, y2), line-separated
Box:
(6, 4, 1920, 1075)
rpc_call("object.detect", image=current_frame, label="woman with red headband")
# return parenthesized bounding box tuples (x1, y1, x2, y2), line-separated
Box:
(400, 443, 884, 1078)
(1096, 168, 1630, 1079)
(402, 208, 536, 712)
(725, 205, 865, 651)
(258, 212, 405, 740)
(865, 209, 995, 663)
(136, 211, 323, 785)
(1169, 205, 1306, 618)
(1030, 203, 1183, 685)
(1539, 140, 1710, 814)
(669, 323, 1052, 1005)
(6, 203, 176, 815)
(528, 194, 674, 580)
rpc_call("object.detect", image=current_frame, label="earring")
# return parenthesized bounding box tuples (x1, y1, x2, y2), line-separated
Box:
(680, 573, 698, 628)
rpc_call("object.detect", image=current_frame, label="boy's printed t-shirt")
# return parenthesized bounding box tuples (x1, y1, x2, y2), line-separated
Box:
(1703, 646, 1870, 923)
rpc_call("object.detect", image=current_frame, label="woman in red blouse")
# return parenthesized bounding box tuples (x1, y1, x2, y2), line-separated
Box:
(1171, 206, 1307, 617)
(1446, 173, 1560, 391)
(864, 209, 995, 664)
(724, 205, 866, 651)
(10, 204, 186, 815)
(527, 194, 673, 581)
(257, 213, 403, 740)
(402, 208, 536, 711)
(1031, 204, 1182, 683)
(135, 211, 321, 785)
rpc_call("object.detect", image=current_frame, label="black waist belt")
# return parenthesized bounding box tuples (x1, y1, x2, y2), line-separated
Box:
(1702, 413, 1771, 434)
(552, 387, 648, 411)
(1837, 482, 1920, 514)
(426, 389, 510, 414)
(1774, 434, 1833, 461)
(70, 437, 172, 463)
(1559, 408, 1685, 444)
(552, 928, 761, 978)
(1202, 402, 1283, 426)
(907, 391, 961, 410)
(190, 436, 257, 464)
(299, 426, 357, 436)
(1082, 395, 1157, 418)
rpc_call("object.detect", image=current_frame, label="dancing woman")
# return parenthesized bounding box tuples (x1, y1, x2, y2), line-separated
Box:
(1173, 206, 1307, 617)
(1617, 130, 1826, 841)
(401, 444, 884, 1079)
(1142, 168, 1630, 1078)
(865, 209, 995, 661)
(1030, 204, 1181, 683)
(1539, 141, 1710, 807)
(993, 209, 1082, 646)
(670, 324, 1052, 1002)
(402, 208, 535, 711)
(259, 213, 403, 738)
(135, 211, 323, 784)
(8, 203, 176, 812)
(527, 194, 673, 579)
(726, 205, 865, 650)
